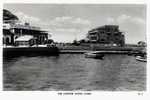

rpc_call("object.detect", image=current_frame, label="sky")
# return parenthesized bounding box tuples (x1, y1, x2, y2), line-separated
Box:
(4, 4, 146, 44)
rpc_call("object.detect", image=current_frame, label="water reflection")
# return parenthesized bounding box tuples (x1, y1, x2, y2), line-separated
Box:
(3, 54, 146, 91)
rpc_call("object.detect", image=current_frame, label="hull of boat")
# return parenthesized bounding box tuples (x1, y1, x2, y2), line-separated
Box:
(136, 56, 147, 62)
(85, 52, 104, 59)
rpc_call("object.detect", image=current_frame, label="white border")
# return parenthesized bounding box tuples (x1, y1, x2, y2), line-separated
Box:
(2, 0, 148, 4)
(0, 0, 149, 100)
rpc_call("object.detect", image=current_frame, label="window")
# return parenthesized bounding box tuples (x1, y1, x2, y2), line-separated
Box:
(91, 36, 97, 40)
(100, 31, 104, 34)
(90, 32, 96, 35)
(107, 33, 111, 35)
(100, 39, 105, 41)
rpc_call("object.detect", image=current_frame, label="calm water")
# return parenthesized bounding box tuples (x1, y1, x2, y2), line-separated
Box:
(3, 54, 146, 91)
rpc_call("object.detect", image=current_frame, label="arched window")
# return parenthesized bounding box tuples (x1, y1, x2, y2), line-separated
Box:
(5, 36, 11, 45)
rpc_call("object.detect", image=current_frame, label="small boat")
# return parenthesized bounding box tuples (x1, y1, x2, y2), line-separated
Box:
(136, 56, 147, 62)
(85, 52, 104, 59)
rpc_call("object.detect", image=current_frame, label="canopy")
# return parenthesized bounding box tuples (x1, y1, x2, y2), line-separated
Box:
(15, 35, 33, 41)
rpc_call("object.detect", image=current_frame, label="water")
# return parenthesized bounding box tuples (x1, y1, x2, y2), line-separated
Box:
(3, 54, 146, 91)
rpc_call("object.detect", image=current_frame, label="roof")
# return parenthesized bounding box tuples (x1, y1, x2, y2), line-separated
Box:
(3, 9, 19, 21)
(12, 24, 40, 30)
(11, 24, 47, 33)
(15, 35, 33, 41)
(89, 25, 119, 32)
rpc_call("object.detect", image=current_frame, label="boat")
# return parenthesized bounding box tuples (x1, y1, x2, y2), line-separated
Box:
(85, 52, 104, 59)
(135, 55, 147, 62)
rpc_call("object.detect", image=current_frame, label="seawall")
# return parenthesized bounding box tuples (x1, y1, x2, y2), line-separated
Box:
(59, 45, 145, 54)
(3, 46, 59, 57)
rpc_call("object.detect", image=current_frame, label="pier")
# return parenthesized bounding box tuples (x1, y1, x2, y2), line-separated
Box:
(59, 45, 144, 55)
(59, 50, 142, 54)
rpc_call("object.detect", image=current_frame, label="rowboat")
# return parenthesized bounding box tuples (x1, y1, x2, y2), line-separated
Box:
(85, 52, 104, 59)
(136, 56, 147, 62)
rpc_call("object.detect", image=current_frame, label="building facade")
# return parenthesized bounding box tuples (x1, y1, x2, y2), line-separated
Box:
(87, 25, 125, 46)
(3, 23, 48, 46)
(3, 9, 49, 46)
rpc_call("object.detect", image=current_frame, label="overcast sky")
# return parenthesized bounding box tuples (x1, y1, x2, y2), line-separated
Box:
(4, 4, 146, 43)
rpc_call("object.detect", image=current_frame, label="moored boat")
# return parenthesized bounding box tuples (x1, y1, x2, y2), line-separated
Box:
(135, 56, 147, 62)
(85, 52, 104, 59)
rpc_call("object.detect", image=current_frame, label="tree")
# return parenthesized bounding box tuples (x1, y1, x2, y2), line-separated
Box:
(72, 39, 80, 45)
(79, 39, 85, 43)
(47, 39, 54, 44)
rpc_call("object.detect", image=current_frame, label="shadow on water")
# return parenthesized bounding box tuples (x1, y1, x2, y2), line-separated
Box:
(3, 53, 59, 61)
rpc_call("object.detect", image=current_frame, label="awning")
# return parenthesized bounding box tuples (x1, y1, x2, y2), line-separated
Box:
(15, 35, 33, 41)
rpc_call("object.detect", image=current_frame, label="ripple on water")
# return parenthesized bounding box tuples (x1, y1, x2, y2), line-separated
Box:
(3, 54, 146, 91)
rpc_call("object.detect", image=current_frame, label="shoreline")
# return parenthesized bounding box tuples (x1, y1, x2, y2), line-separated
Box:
(3, 46, 145, 56)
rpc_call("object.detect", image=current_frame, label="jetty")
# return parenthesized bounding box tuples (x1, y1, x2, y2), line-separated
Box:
(60, 49, 143, 55)
(58, 44, 145, 55)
